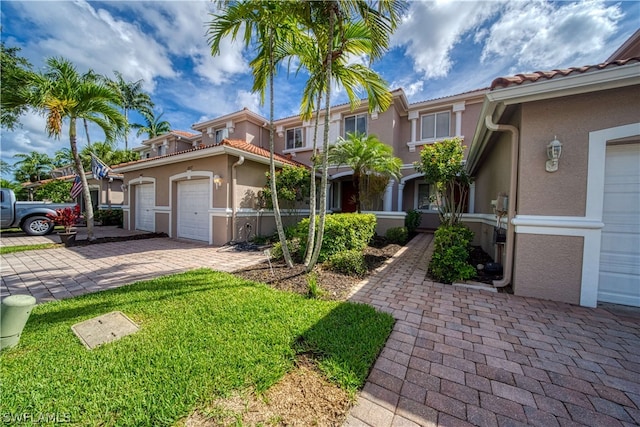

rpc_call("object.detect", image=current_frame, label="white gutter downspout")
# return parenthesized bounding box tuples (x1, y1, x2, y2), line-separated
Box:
(231, 156, 245, 241)
(484, 115, 519, 288)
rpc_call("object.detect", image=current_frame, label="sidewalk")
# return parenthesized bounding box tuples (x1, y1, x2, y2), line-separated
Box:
(345, 233, 640, 426)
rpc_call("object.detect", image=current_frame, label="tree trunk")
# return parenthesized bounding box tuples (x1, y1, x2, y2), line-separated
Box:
(268, 28, 293, 268)
(354, 171, 361, 213)
(70, 117, 95, 241)
(124, 109, 129, 151)
(83, 118, 91, 150)
(307, 5, 335, 272)
(303, 94, 322, 266)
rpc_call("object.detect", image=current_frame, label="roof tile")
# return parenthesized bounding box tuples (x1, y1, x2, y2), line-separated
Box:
(490, 57, 640, 90)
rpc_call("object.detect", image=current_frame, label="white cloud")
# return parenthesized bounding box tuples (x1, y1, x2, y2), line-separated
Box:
(480, 1, 623, 69)
(235, 90, 261, 113)
(392, 1, 502, 79)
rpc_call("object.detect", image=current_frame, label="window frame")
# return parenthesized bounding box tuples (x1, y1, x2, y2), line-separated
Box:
(285, 127, 304, 150)
(414, 180, 441, 211)
(344, 113, 368, 137)
(215, 128, 228, 144)
(420, 111, 451, 141)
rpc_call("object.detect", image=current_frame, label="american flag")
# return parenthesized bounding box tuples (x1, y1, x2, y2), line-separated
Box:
(70, 175, 82, 199)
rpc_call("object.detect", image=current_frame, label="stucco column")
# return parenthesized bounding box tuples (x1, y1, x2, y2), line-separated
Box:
(397, 182, 405, 212)
(453, 102, 465, 137)
(468, 182, 475, 213)
(383, 179, 394, 212)
(326, 181, 332, 211)
(408, 110, 419, 143)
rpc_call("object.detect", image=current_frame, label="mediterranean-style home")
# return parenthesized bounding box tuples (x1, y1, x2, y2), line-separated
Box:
(113, 29, 639, 308)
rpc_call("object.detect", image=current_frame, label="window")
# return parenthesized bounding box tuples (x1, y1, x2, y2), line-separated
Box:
(286, 127, 303, 150)
(421, 111, 450, 140)
(215, 128, 228, 144)
(157, 145, 166, 156)
(416, 182, 439, 210)
(344, 113, 367, 136)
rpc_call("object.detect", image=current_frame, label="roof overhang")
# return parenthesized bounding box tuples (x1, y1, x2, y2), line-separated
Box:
(112, 144, 295, 174)
(466, 62, 640, 174)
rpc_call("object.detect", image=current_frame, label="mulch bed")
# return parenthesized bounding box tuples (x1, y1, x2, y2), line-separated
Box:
(69, 232, 168, 246)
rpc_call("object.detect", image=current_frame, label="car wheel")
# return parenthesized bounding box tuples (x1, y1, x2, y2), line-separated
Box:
(23, 216, 55, 236)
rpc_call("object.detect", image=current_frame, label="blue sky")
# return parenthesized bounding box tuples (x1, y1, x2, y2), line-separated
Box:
(1, 0, 638, 179)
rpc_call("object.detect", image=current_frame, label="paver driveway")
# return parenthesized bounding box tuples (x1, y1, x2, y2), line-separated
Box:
(346, 233, 640, 427)
(1, 236, 265, 302)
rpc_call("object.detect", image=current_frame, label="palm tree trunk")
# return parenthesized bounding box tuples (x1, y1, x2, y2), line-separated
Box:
(124, 109, 129, 151)
(354, 171, 361, 213)
(83, 118, 91, 149)
(303, 94, 322, 266)
(70, 117, 95, 241)
(307, 4, 335, 272)
(268, 28, 293, 268)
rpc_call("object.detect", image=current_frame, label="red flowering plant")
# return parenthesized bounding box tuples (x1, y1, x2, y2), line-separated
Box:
(46, 205, 82, 234)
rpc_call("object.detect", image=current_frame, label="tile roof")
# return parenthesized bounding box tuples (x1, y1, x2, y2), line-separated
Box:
(490, 57, 640, 90)
(112, 139, 305, 169)
(171, 130, 198, 138)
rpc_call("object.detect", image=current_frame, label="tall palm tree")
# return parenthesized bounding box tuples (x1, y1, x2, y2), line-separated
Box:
(131, 109, 171, 139)
(17, 57, 125, 240)
(208, 0, 303, 268)
(328, 132, 401, 213)
(12, 151, 54, 182)
(302, 0, 406, 271)
(106, 71, 153, 150)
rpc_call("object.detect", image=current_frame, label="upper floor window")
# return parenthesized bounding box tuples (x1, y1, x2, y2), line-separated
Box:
(421, 111, 450, 141)
(286, 127, 303, 150)
(215, 128, 228, 144)
(157, 145, 166, 156)
(344, 113, 367, 136)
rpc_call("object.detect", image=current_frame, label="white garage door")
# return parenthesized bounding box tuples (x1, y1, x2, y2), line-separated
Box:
(598, 143, 640, 307)
(177, 180, 210, 242)
(135, 183, 155, 232)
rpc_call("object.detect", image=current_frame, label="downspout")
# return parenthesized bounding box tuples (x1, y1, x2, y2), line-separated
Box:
(484, 115, 519, 288)
(231, 156, 245, 242)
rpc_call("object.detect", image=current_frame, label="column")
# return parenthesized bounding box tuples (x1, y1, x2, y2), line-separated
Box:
(383, 179, 394, 212)
(453, 102, 465, 137)
(408, 111, 419, 152)
(468, 182, 475, 213)
(397, 182, 405, 212)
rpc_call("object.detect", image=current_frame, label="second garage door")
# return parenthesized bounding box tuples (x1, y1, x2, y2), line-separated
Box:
(177, 180, 210, 242)
(598, 143, 640, 307)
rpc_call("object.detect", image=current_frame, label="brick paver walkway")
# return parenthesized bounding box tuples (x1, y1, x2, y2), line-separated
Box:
(346, 233, 640, 427)
(1, 237, 265, 302)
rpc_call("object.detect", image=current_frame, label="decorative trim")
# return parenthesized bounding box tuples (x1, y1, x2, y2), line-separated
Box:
(512, 215, 604, 230)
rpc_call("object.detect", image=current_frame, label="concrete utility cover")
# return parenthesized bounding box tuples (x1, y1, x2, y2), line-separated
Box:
(71, 311, 139, 350)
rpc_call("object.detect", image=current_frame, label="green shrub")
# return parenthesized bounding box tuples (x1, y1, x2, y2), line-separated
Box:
(269, 238, 302, 262)
(385, 226, 408, 245)
(94, 209, 123, 227)
(306, 272, 324, 299)
(405, 209, 422, 234)
(291, 213, 376, 263)
(327, 250, 367, 277)
(428, 224, 476, 284)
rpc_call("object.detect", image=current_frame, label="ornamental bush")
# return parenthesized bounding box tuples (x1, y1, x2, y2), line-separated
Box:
(293, 213, 376, 263)
(428, 224, 476, 284)
(404, 209, 421, 234)
(385, 226, 408, 245)
(95, 209, 123, 227)
(327, 250, 367, 277)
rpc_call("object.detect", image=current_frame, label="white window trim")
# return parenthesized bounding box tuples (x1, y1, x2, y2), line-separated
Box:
(343, 113, 368, 137)
(420, 111, 451, 142)
(284, 126, 304, 151)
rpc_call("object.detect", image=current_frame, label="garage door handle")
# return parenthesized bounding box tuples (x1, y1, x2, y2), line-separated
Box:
(194, 212, 197, 215)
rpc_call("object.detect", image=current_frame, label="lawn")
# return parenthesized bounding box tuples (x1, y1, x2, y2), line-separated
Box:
(0, 269, 394, 426)
(0, 243, 59, 255)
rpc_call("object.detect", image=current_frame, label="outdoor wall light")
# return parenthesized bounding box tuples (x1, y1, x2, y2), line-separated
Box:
(546, 137, 562, 173)
(121, 184, 128, 192)
(213, 174, 223, 189)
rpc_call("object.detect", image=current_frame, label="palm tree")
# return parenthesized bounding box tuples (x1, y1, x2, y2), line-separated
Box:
(106, 71, 153, 150)
(328, 132, 401, 213)
(17, 57, 125, 240)
(208, 0, 303, 268)
(13, 151, 54, 182)
(301, 0, 406, 271)
(131, 109, 171, 139)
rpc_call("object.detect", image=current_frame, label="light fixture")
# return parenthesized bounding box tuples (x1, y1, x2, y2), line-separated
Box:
(213, 174, 223, 189)
(121, 184, 128, 192)
(546, 136, 562, 173)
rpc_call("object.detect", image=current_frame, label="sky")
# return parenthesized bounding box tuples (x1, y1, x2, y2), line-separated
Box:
(1, 0, 638, 180)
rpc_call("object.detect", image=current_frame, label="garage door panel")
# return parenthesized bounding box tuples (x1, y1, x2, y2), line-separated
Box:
(598, 143, 640, 307)
(177, 180, 210, 242)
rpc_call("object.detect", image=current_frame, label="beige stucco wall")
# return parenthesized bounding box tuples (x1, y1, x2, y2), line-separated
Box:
(518, 86, 640, 216)
(513, 234, 584, 305)
(155, 212, 170, 235)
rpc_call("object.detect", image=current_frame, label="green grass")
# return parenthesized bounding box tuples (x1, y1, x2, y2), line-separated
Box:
(0, 269, 394, 426)
(0, 243, 59, 254)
